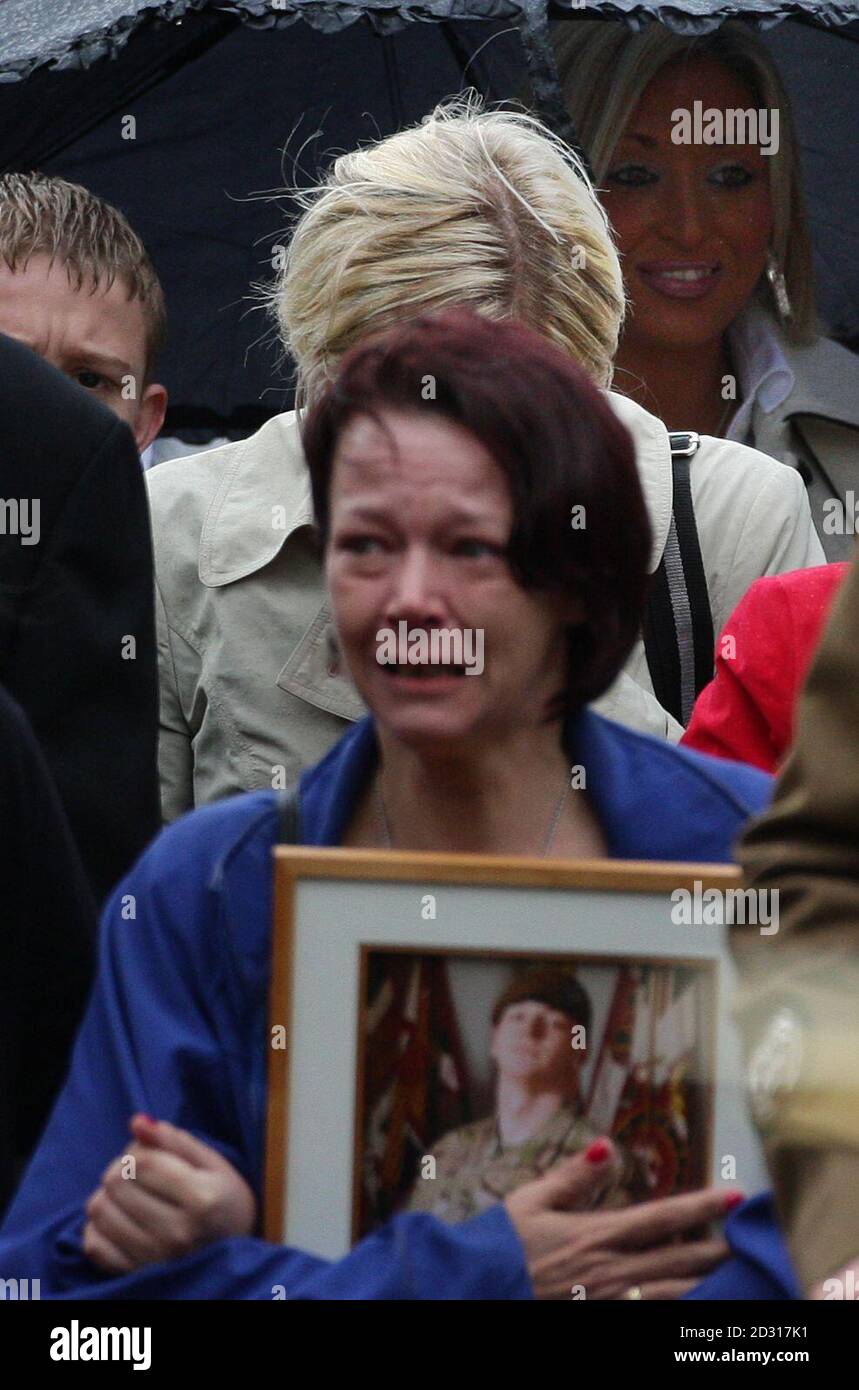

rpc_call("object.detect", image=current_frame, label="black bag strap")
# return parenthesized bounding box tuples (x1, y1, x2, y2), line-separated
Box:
(643, 432, 715, 727)
(277, 787, 300, 843)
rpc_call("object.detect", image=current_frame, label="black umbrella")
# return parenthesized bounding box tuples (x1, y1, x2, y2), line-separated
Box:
(0, 6, 527, 432)
(0, 0, 856, 433)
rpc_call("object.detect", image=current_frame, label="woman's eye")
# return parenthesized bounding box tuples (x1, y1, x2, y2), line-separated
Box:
(605, 163, 660, 189)
(708, 164, 757, 189)
(340, 535, 385, 556)
(452, 539, 503, 560)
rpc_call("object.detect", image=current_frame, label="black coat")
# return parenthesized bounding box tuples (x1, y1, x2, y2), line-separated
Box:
(0, 683, 96, 1216)
(0, 334, 160, 903)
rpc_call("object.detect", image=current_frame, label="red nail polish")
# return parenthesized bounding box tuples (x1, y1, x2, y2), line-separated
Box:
(724, 1191, 745, 1211)
(585, 1139, 611, 1164)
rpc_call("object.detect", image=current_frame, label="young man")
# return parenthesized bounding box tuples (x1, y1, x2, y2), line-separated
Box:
(0, 172, 167, 453)
(0, 173, 165, 901)
(406, 969, 635, 1224)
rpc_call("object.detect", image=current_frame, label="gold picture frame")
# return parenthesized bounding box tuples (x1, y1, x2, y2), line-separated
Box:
(265, 849, 761, 1258)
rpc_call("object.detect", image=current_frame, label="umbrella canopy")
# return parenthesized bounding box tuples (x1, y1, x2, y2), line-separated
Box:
(0, 0, 857, 432)
(2, 0, 858, 79)
(0, 10, 526, 431)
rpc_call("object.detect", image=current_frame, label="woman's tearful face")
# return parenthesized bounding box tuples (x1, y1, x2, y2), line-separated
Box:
(325, 408, 578, 752)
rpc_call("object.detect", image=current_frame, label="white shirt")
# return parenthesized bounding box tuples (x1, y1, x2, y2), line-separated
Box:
(726, 306, 795, 445)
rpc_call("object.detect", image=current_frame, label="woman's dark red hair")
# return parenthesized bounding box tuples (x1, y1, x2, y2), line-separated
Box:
(301, 307, 652, 712)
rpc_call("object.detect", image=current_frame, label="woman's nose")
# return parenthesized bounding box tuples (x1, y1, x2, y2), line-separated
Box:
(385, 549, 446, 624)
(661, 172, 707, 249)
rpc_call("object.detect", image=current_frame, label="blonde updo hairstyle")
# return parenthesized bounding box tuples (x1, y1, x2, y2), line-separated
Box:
(551, 20, 817, 344)
(273, 95, 626, 407)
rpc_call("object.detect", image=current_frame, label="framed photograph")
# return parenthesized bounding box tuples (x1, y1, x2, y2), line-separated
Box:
(264, 849, 767, 1259)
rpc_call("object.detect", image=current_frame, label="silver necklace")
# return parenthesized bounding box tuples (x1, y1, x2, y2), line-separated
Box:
(375, 772, 570, 857)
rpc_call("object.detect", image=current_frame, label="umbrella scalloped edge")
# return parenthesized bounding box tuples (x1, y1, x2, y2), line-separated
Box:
(3, 0, 859, 83)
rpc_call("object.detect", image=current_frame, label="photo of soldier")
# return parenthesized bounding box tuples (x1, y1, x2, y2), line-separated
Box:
(405, 966, 637, 1224)
(359, 955, 711, 1234)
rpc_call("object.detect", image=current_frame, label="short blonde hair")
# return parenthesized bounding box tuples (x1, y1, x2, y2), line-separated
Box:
(551, 20, 816, 344)
(0, 172, 167, 377)
(274, 95, 625, 406)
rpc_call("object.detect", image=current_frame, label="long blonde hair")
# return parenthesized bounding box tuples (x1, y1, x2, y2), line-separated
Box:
(272, 94, 627, 406)
(552, 20, 816, 343)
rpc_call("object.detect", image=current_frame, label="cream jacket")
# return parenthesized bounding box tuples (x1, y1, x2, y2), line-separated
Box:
(147, 394, 823, 821)
(740, 323, 859, 563)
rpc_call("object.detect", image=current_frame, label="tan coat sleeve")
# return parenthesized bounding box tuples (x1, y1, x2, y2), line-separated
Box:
(154, 581, 196, 824)
(707, 456, 825, 636)
(736, 553, 859, 1287)
(592, 670, 683, 742)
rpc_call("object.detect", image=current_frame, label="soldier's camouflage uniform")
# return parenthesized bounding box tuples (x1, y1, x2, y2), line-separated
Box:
(406, 1105, 635, 1223)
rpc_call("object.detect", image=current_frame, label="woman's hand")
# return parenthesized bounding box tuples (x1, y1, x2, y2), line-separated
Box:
(504, 1138, 737, 1300)
(82, 1114, 257, 1274)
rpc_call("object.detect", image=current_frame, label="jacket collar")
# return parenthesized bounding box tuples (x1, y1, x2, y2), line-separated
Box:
(199, 411, 311, 587)
(602, 391, 671, 573)
(740, 307, 859, 432)
(727, 305, 795, 436)
(198, 395, 672, 587)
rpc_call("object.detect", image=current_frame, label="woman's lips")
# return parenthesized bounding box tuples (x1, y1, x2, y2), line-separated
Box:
(636, 261, 722, 300)
(378, 664, 468, 693)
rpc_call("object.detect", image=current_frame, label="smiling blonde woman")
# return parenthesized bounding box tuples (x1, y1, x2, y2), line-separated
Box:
(552, 20, 859, 560)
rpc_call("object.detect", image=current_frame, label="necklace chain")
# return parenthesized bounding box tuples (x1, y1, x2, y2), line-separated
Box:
(375, 772, 570, 858)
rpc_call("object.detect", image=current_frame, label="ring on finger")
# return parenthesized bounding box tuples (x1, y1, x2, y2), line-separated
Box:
(622, 1285, 644, 1301)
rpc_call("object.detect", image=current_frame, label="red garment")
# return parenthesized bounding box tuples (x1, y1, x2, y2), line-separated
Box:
(682, 563, 850, 774)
